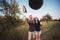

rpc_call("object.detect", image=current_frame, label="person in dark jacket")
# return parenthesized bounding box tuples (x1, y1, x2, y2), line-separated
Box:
(34, 17, 41, 40)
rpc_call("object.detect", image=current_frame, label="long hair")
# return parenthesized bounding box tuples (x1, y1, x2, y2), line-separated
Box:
(34, 17, 40, 22)
(34, 17, 41, 26)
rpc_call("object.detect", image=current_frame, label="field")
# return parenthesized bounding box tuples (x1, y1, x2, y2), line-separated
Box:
(0, 21, 60, 40)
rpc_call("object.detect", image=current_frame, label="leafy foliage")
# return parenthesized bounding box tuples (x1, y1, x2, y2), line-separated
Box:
(0, 16, 24, 31)
(40, 14, 52, 21)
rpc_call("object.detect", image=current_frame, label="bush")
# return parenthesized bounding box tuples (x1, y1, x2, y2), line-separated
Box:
(0, 16, 24, 31)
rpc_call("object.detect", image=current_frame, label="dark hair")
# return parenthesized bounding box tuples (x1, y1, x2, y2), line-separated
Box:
(34, 17, 40, 22)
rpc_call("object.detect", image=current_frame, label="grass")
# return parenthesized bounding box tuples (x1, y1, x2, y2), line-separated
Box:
(0, 21, 60, 40)
(41, 21, 60, 40)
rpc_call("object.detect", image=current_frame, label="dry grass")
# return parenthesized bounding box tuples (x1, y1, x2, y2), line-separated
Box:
(0, 21, 60, 40)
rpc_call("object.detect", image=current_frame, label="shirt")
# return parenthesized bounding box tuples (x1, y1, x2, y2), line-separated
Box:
(34, 21, 41, 31)
(27, 19, 35, 32)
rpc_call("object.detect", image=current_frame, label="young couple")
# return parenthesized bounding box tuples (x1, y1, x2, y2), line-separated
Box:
(27, 15, 42, 40)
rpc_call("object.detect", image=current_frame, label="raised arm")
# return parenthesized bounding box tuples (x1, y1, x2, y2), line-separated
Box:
(40, 21, 46, 26)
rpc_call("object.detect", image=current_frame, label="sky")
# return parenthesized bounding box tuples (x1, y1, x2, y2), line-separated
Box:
(0, 0, 60, 19)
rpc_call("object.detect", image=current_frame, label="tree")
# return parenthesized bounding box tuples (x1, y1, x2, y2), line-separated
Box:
(8, 0, 20, 18)
(0, 0, 20, 18)
(0, 0, 24, 30)
(40, 13, 52, 21)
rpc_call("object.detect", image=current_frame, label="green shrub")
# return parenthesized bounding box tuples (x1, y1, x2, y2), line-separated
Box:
(0, 16, 24, 31)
